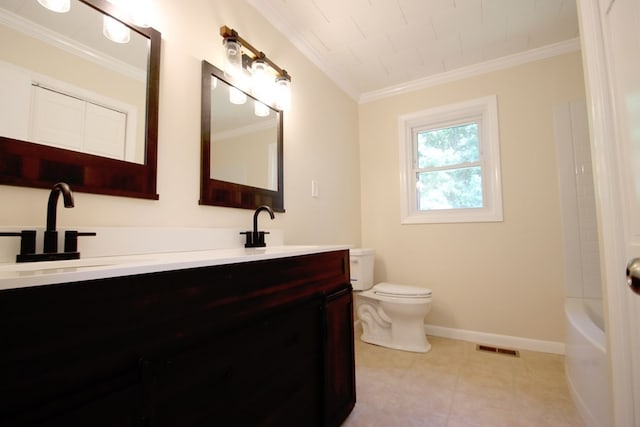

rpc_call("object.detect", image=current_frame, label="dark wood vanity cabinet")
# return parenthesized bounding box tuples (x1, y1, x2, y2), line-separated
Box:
(323, 286, 356, 427)
(0, 250, 355, 427)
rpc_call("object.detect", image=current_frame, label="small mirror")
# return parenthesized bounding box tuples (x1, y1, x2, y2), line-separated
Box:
(200, 60, 284, 211)
(0, 0, 160, 199)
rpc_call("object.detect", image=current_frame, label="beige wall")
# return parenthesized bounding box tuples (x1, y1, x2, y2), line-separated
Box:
(0, 0, 361, 247)
(359, 52, 586, 342)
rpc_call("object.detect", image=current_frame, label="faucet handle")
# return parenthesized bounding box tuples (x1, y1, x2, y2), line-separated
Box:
(64, 230, 97, 253)
(240, 230, 269, 248)
(0, 230, 37, 255)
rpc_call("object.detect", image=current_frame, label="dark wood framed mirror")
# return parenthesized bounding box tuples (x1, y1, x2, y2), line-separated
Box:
(0, 0, 160, 199)
(200, 60, 284, 211)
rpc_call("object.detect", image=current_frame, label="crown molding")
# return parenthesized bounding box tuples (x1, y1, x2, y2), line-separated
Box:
(360, 38, 582, 103)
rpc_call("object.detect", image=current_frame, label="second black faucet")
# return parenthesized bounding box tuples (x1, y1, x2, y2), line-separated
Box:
(240, 205, 275, 248)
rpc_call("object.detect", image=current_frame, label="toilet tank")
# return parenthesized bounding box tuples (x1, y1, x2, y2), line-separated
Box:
(349, 248, 375, 291)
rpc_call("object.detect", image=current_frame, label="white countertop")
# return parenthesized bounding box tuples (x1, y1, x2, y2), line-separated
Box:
(0, 245, 350, 291)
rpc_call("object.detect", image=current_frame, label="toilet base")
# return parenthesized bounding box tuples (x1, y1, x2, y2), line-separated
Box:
(355, 290, 432, 354)
(360, 329, 432, 353)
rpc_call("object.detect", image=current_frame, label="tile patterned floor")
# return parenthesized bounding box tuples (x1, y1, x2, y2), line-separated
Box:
(342, 333, 585, 427)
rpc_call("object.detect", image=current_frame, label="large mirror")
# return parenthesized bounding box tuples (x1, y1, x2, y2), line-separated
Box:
(0, 0, 160, 199)
(200, 60, 284, 211)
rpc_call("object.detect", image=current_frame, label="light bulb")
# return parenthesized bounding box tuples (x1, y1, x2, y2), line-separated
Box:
(251, 59, 271, 100)
(104, 0, 151, 27)
(129, 0, 152, 27)
(229, 86, 247, 105)
(223, 38, 242, 79)
(37, 0, 70, 13)
(103, 16, 131, 43)
(254, 100, 270, 117)
(275, 75, 291, 110)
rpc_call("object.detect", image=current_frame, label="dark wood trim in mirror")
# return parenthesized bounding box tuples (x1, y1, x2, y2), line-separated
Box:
(200, 60, 284, 212)
(0, 0, 160, 200)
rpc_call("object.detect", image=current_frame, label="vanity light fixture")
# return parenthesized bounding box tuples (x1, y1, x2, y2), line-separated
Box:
(37, 0, 70, 13)
(220, 25, 292, 113)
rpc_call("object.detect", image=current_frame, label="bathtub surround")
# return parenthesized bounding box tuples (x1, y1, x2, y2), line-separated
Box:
(565, 298, 610, 427)
(553, 101, 610, 426)
(553, 102, 603, 306)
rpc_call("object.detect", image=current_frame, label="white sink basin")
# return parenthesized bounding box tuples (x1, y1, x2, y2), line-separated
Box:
(0, 245, 350, 291)
(0, 255, 154, 278)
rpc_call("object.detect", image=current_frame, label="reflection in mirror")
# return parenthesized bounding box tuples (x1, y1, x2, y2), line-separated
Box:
(201, 60, 284, 211)
(0, 0, 148, 163)
(0, 0, 161, 199)
(210, 77, 278, 191)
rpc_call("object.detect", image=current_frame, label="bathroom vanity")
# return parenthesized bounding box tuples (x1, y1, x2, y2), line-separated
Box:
(0, 247, 355, 426)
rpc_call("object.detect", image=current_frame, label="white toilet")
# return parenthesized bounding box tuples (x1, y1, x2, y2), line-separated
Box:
(350, 248, 432, 353)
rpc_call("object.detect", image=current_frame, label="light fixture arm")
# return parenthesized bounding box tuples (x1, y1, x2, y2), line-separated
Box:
(220, 26, 291, 80)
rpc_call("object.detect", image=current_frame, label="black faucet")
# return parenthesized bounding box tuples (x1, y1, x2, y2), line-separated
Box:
(240, 205, 275, 248)
(0, 182, 95, 262)
(44, 182, 74, 253)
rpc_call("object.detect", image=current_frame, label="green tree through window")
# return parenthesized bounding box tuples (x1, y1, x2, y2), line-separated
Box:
(415, 123, 483, 210)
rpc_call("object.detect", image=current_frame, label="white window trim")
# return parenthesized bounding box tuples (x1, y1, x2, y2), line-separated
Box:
(398, 95, 503, 224)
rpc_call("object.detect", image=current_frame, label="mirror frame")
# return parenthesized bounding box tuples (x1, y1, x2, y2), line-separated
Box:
(200, 60, 284, 212)
(0, 0, 161, 199)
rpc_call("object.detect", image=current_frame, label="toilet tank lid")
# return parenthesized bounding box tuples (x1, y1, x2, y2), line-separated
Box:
(350, 248, 375, 256)
(373, 282, 432, 297)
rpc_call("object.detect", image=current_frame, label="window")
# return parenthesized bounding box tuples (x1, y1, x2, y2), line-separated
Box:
(399, 95, 503, 224)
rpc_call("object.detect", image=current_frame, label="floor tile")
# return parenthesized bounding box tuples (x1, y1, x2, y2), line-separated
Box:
(343, 333, 585, 427)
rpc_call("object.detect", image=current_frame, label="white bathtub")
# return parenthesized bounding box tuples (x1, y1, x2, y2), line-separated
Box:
(565, 298, 612, 427)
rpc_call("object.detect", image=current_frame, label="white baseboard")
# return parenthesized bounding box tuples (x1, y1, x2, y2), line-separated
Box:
(425, 324, 565, 355)
(352, 320, 565, 354)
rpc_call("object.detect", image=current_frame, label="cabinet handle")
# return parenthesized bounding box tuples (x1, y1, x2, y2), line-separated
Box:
(327, 286, 352, 301)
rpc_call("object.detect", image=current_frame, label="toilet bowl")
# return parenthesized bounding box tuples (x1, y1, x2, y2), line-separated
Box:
(350, 249, 432, 353)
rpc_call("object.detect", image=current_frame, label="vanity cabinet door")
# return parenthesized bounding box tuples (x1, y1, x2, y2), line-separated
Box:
(149, 297, 324, 427)
(231, 297, 324, 427)
(323, 285, 356, 427)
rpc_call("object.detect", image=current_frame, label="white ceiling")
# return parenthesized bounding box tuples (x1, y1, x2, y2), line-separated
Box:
(249, 0, 580, 101)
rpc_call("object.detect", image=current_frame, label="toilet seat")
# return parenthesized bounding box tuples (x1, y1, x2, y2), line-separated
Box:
(373, 282, 432, 298)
